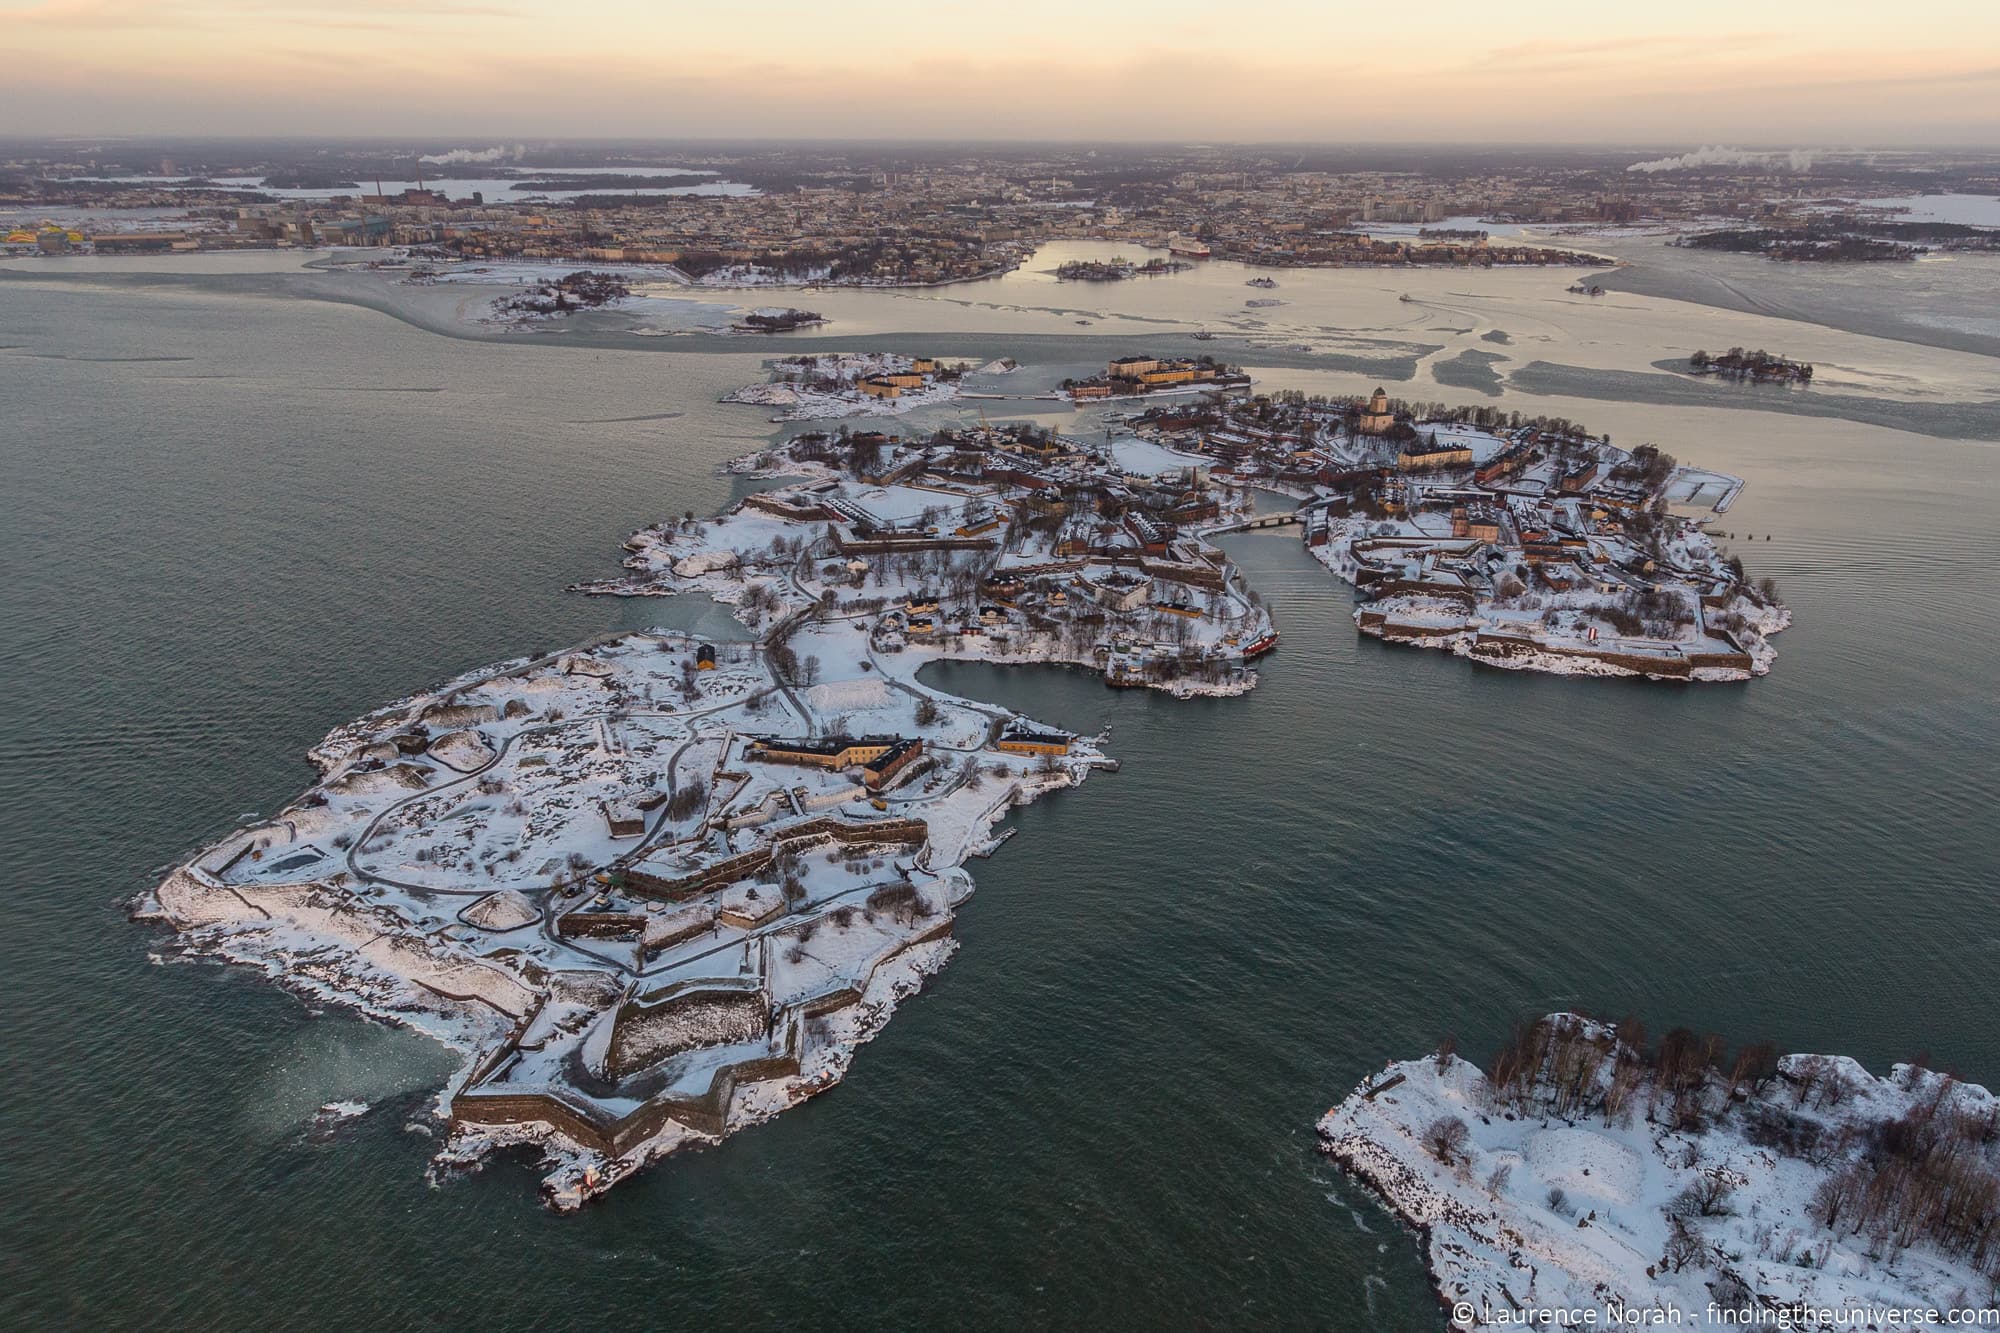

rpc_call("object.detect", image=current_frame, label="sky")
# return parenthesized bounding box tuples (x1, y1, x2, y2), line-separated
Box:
(3, 0, 1999, 143)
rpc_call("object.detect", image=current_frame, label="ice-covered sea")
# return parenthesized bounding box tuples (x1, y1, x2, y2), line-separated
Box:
(45, 165, 758, 202)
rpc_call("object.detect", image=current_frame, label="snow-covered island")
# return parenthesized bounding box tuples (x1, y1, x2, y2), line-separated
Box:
(1318, 1015, 2000, 1328)
(477, 268, 636, 330)
(578, 418, 1280, 697)
(731, 306, 826, 334)
(138, 411, 1278, 1209)
(140, 626, 1117, 1209)
(1136, 389, 1790, 681)
(1687, 348, 1816, 384)
(1053, 255, 1191, 281)
(720, 352, 972, 420)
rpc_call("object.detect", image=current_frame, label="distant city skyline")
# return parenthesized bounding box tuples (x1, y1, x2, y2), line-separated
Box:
(3, 0, 1998, 143)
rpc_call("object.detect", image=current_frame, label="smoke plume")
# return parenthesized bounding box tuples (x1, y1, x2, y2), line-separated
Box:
(1627, 146, 1822, 174)
(419, 145, 527, 166)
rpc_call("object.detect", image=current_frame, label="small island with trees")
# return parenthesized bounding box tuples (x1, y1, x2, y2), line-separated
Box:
(1687, 347, 1814, 383)
(1055, 256, 1191, 281)
(732, 306, 827, 334)
(1678, 228, 1920, 262)
(489, 269, 633, 326)
(1319, 1013, 2000, 1327)
(1675, 215, 2000, 264)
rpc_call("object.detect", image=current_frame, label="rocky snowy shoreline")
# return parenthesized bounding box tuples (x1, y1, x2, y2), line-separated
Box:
(1318, 1015, 1999, 1328)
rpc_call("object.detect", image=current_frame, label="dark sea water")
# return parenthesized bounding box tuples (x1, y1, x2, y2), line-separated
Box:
(2, 266, 1997, 1329)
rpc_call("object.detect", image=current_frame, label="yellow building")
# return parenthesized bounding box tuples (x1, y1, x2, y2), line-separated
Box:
(1358, 387, 1396, 434)
(1397, 441, 1474, 472)
(749, 737, 899, 770)
(995, 729, 1071, 757)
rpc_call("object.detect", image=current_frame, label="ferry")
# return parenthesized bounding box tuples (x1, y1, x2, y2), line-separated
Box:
(1166, 233, 1212, 258)
(1242, 630, 1281, 658)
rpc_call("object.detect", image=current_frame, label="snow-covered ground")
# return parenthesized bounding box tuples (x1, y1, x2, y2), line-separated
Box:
(1110, 435, 1216, 477)
(1319, 1016, 2000, 1329)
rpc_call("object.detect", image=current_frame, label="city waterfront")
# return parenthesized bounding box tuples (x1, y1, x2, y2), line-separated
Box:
(3, 255, 1996, 1326)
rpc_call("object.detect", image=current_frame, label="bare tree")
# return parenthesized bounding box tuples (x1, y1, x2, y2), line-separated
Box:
(1423, 1115, 1470, 1166)
(1661, 1215, 1704, 1273)
(1673, 1175, 1737, 1219)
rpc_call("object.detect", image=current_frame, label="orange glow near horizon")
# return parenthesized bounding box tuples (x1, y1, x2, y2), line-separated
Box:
(2, 0, 1997, 142)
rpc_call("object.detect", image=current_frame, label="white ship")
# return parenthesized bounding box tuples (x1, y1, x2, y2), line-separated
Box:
(1166, 233, 1211, 258)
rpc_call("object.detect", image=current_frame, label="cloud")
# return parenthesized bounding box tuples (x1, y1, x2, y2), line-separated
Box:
(1468, 32, 1777, 76)
(247, 0, 523, 14)
(1, 0, 518, 26)
(1, 15, 1995, 143)
(5, 0, 187, 28)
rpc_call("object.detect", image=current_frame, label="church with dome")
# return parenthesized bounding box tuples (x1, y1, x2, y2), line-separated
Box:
(1358, 386, 1395, 434)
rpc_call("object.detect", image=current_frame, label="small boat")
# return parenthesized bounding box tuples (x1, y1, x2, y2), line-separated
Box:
(1192, 328, 1214, 341)
(1242, 630, 1281, 658)
(1245, 276, 1278, 289)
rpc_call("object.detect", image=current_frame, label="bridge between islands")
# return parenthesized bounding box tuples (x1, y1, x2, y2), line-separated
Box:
(1206, 511, 1304, 536)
